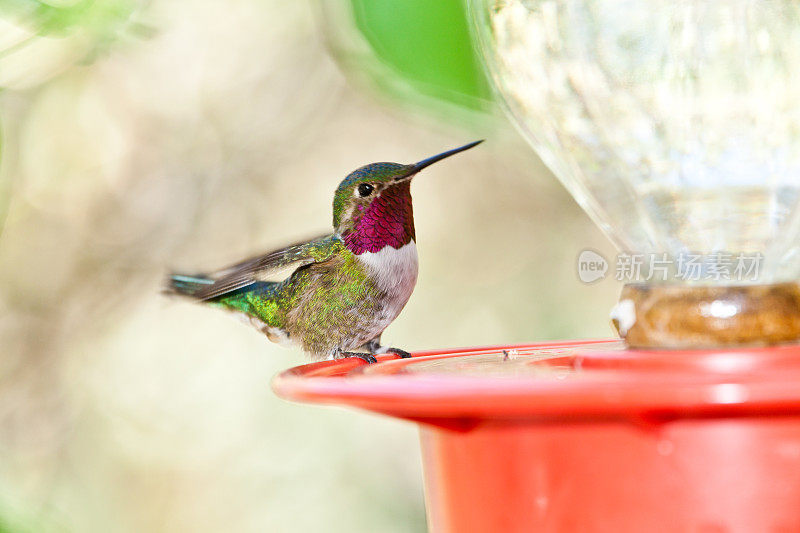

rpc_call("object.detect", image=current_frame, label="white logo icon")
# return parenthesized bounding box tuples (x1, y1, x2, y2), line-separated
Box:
(577, 249, 608, 283)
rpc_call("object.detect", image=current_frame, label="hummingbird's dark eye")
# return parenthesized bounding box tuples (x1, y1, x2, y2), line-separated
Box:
(357, 183, 374, 197)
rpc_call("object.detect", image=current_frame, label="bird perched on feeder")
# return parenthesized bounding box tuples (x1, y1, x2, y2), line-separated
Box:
(168, 141, 483, 363)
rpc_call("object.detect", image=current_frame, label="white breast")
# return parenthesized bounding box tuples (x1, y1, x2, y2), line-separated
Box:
(357, 241, 419, 323)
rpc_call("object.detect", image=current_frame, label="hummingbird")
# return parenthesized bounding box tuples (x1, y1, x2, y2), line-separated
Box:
(168, 140, 482, 363)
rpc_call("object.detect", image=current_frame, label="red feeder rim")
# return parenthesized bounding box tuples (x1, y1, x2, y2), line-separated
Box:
(272, 339, 800, 422)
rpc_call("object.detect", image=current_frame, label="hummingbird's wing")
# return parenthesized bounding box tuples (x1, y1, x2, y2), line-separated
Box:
(193, 233, 340, 301)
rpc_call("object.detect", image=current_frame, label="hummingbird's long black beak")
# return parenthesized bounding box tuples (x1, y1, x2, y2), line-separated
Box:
(398, 140, 484, 180)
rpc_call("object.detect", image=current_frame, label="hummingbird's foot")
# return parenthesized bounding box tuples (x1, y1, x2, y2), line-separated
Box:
(336, 349, 377, 364)
(363, 338, 412, 359)
(385, 347, 412, 359)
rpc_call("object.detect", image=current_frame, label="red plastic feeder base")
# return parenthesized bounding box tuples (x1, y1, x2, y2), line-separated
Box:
(273, 340, 800, 532)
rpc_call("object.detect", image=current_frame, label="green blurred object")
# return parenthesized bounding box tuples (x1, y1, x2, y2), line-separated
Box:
(0, 0, 147, 233)
(330, 0, 492, 111)
(0, 0, 148, 90)
(0, 0, 144, 40)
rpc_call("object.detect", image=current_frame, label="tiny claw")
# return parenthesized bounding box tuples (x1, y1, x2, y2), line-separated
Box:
(386, 348, 412, 359)
(351, 352, 377, 364)
(335, 349, 377, 364)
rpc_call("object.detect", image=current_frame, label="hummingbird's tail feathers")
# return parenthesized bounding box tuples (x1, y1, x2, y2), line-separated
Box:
(166, 273, 215, 298)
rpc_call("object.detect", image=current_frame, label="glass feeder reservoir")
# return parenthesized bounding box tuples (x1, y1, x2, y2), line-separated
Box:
(472, 0, 800, 347)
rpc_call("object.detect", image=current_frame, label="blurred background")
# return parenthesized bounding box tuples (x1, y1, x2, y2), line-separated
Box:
(0, 0, 620, 531)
